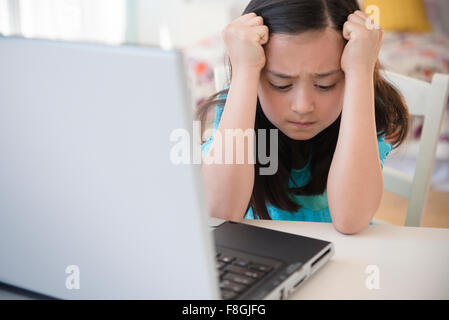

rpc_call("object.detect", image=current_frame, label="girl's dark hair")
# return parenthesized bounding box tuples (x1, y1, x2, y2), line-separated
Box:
(195, 0, 409, 219)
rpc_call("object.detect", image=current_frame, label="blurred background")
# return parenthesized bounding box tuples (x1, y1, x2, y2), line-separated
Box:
(1, 0, 448, 227)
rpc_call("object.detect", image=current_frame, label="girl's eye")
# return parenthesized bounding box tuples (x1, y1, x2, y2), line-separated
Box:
(315, 84, 336, 91)
(269, 82, 292, 91)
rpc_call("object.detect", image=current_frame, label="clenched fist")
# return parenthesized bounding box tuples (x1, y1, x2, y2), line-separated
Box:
(222, 12, 270, 74)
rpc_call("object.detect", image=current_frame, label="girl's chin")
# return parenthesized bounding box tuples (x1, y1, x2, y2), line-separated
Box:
(283, 128, 318, 141)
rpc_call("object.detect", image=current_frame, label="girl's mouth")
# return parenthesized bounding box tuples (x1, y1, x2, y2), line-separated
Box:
(290, 121, 315, 128)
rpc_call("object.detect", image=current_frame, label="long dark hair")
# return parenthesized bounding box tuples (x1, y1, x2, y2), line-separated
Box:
(195, 0, 409, 219)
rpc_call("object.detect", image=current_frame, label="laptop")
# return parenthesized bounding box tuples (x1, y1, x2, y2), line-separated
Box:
(0, 36, 334, 300)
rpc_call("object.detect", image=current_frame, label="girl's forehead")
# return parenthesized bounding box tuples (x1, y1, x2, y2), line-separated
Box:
(264, 29, 344, 76)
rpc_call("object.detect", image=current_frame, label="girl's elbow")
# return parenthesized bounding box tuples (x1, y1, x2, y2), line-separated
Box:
(208, 202, 245, 222)
(331, 210, 373, 235)
(329, 194, 382, 235)
(333, 220, 368, 235)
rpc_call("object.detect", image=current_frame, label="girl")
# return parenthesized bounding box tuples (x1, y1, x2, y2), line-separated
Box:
(196, 0, 409, 234)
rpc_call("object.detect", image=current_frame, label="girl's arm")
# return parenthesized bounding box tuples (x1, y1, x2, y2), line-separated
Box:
(326, 10, 384, 234)
(327, 71, 383, 234)
(202, 13, 269, 221)
(202, 70, 260, 221)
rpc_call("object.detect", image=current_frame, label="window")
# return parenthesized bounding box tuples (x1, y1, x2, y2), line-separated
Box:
(0, 0, 127, 45)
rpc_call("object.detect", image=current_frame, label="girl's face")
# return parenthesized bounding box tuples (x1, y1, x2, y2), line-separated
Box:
(258, 28, 346, 140)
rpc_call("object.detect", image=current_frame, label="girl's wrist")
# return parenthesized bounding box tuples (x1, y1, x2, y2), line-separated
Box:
(232, 67, 262, 80)
(230, 68, 262, 92)
(344, 66, 375, 80)
(343, 68, 375, 111)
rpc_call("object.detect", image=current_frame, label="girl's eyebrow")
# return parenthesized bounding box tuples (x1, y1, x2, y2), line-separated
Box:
(267, 70, 296, 79)
(313, 69, 342, 78)
(267, 69, 342, 79)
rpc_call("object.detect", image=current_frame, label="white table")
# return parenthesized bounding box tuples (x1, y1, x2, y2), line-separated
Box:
(1, 219, 448, 299)
(241, 220, 449, 299)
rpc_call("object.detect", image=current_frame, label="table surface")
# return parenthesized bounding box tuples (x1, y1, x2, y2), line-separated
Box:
(1, 219, 448, 299)
(242, 220, 449, 299)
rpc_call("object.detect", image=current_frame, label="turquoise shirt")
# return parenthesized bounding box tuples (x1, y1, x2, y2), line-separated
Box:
(201, 90, 393, 223)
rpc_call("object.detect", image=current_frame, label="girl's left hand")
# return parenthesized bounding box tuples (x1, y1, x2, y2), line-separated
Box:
(340, 10, 384, 76)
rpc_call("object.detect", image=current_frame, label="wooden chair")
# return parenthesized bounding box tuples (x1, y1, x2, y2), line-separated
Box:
(378, 70, 449, 226)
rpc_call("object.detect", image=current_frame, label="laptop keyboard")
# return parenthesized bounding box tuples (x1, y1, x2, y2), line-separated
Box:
(216, 249, 276, 300)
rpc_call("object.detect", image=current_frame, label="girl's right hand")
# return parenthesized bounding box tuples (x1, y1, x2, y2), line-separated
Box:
(221, 12, 269, 74)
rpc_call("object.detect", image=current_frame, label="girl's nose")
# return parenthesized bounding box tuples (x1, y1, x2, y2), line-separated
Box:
(291, 88, 315, 114)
